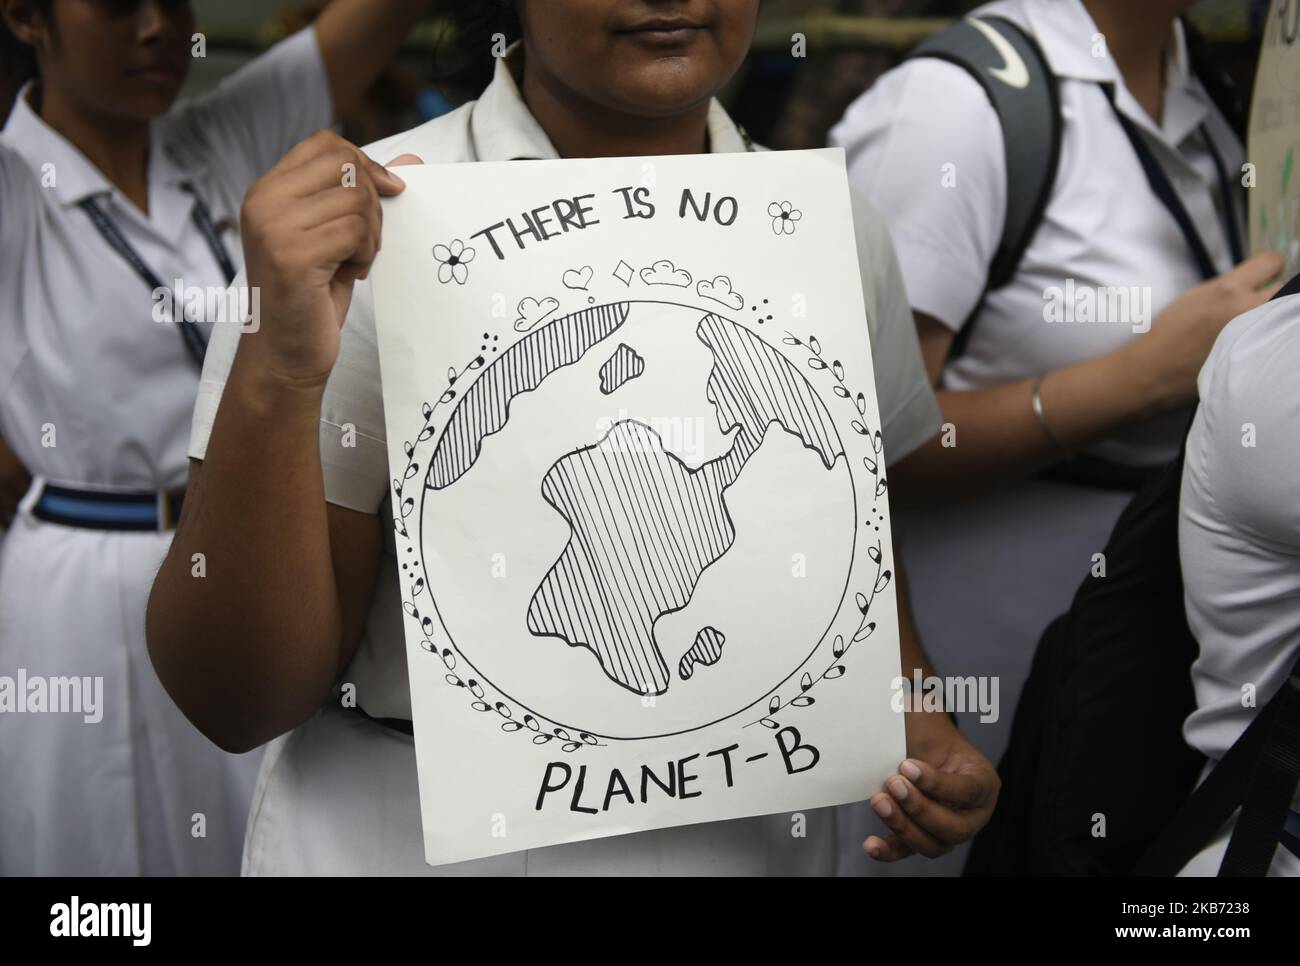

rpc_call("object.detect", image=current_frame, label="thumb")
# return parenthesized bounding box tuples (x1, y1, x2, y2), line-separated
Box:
(368, 154, 422, 197)
(385, 153, 424, 167)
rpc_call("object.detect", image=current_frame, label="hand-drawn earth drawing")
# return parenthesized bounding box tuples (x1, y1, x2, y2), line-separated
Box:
(415, 300, 859, 741)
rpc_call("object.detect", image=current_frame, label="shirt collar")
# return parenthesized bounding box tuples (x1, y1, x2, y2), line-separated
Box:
(1022, 0, 1116, 84)
(1022, 0, 1208, 146)
(468, 42, 752, 162)
(1, 80, 195, 209)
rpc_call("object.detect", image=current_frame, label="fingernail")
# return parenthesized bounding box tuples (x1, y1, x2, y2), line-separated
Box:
(888, 777, 909, 801)
(385, 168, 406, 188)
(900, 759, 922, 781)
(864, 839, 881, 858)
(871, 796, 892, 819)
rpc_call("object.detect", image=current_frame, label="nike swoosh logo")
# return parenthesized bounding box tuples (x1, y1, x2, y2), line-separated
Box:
(969, 18, 1030, 90)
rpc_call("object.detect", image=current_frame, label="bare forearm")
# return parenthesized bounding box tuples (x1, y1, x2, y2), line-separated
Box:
(892, 347, 1154, 506)
(146, 341, 342, 752)
(315, 0, 430, 115)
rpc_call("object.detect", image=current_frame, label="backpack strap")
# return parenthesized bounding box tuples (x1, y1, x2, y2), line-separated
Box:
(1220, 662, 1300, 875)
(1133, 655, 1300, 876)
(908, 15, 1062, 359)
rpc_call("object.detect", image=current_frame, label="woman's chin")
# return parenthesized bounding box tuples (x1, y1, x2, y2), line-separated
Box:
(116, 91, 182, 121)
(117, 75, 187, 118)
(602, 64, 724, 118)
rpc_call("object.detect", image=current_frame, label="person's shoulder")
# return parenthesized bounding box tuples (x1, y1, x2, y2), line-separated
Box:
(360, 102, 477, 165)
(0, 137, 41, 249)
(0, 133, 39, 192)
(829, 50, 1001, 155)
(839, 55, 994, 116)
(1200, 286, 1300, 403)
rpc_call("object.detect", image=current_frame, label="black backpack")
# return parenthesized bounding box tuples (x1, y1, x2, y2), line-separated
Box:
(962, 274, 1300, 877)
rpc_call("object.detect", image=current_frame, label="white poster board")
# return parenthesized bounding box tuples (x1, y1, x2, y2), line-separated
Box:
(1250, 0, 1300, 274)
(370, 148, 904, 866)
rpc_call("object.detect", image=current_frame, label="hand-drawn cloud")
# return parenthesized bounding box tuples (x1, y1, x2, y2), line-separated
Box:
(639, 259, 691, 287)
(697, 275, 744, 311)
(514, 296, 560, 332)
(562, 265, 594, 290)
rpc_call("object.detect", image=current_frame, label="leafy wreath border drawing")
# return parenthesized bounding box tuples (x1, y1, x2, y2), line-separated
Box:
(744, 330, 893, 730)
(391, 320, 892, 748)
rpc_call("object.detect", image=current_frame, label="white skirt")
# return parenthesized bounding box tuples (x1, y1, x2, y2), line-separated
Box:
(241, 702, 841, 876)
(0, 505, 260, 874)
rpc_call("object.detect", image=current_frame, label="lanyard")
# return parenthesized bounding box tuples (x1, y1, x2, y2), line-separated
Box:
(77, 184, 237, 367)
(1102, 84, 1244, 282)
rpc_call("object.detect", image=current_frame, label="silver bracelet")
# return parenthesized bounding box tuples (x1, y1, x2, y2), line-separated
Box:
(1031, 377, 1068, 454)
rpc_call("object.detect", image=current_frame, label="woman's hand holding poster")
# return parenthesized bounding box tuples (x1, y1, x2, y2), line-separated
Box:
(370, 148, 904, 865)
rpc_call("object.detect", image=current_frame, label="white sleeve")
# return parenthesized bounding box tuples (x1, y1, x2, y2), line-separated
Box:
(187, 276, 244, 462)
(188, 274, 389, 516)
(0, 141, 37, 247)
(1184, 302, 1300, 552)
(315, 281, 390, 513)
(850, 188, 943, 466)
(170, 26, 333, 201)
(830, 58, 1005, 331)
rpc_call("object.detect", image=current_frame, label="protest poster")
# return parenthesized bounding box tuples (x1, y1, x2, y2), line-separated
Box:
(370, 148, 904, 864)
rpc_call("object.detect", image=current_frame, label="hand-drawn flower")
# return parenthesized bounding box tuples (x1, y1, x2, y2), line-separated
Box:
(768, 201, 802, 235)
(433, 239, 475, 284)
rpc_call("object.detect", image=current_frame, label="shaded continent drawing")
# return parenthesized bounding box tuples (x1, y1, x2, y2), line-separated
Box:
(526, 312, 843, 695)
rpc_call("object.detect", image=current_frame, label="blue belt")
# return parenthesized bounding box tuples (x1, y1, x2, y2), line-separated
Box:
(32, 482, 185, 532)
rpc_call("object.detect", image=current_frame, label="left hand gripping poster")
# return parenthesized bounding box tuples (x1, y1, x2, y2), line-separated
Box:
(370, 147, 904, 866)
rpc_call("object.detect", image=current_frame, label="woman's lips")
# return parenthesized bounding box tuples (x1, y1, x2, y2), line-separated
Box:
(618, 21, 708, 46)
(129, 65, 185, 84)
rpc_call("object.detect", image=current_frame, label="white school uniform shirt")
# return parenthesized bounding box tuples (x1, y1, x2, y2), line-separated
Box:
(0, 26, 331, 490)
(188, 48, 942, 875)
(830, 0, 1243, 467)
(1177, 289, 1300, 877)
(0, 28, 333, 875)
(827, 0, 1245, 876)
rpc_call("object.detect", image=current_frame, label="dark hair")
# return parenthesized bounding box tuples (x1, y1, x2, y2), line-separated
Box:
(429, 0, 521, 100)
(0, 0, 50, 85)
